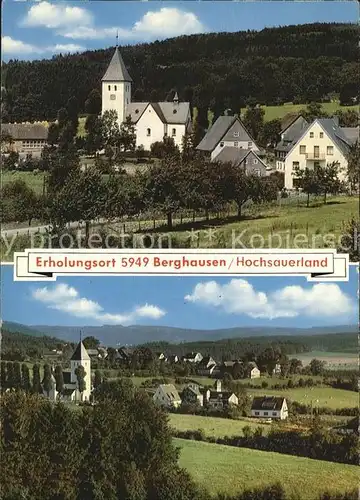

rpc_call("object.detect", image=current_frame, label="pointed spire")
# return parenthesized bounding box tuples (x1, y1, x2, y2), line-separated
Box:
(116, 30, 119, 47)
(173, 91, 179, 103)
(102, 46, 132, 82)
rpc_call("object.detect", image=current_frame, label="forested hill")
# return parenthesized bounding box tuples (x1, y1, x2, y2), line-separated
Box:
(2, 22, 359, 122)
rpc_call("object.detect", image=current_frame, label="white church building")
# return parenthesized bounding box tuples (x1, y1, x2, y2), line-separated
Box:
(101, 47, 192, 151)
(43, 341, 92, 402)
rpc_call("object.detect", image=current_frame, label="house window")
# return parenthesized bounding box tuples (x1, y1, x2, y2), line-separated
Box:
(172, 128, 176, 137)
(220, 142, 224, 147)
(320, 132, 324, 138)
(108, 85, 111, 91)
(310, 132, 314, 138)
(327, 146, 334, 155)
(248, 141, 252, 148)
(272, 412, 277, 416)
(253, 159, 258, 164)
(234, 132, 239, 138)
(147, 128, 151, 136)
(264, 412, 268, 416)
(254, 169, 261, 176)
(114, 85, 117, 91)
(292, 161, 300, 170)
(255, 411, 260, 415)
(300, 145, 306, 154)
(234, 141, 238, 147)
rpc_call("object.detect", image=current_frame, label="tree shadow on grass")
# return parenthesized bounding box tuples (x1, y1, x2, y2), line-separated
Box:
(135, 212, 279, 234)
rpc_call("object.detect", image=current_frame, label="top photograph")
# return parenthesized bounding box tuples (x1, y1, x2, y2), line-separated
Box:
(1, 1, 359, 261)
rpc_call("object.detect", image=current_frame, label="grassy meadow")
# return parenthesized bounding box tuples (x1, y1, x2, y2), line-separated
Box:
(175, 438, 359, 499)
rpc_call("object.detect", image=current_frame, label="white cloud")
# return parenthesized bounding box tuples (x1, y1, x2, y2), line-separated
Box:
(32, 283, 166, 325)
(184, 279, 355, 320)
(2, 36, 84, 55)
(22, 1, 92, 29)
(21, 2, 205, 41)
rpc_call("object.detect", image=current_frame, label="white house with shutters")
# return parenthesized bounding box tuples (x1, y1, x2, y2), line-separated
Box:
(277, 118, 358, 190)
(101, 47, 191, 150)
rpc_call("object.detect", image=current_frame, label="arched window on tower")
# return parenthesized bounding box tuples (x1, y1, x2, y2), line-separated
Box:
(147, 128, 151, 136)
(108, 85, 111, 91)
(114, 85, 117, 91)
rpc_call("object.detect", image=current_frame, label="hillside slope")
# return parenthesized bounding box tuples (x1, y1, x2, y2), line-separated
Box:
(2, 23, 359, 122)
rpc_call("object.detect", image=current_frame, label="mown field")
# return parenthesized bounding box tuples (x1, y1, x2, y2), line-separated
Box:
(296, 350, 358, 369)
(169, 413, 271, 437)
(175, 438, 359, 499)
(258, 102, 358, 122)
(247, 386, 357, 409)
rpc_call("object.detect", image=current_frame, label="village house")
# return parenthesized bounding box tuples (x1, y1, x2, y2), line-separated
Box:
(196, 356, 217, 376)
(1, 122, 48, 158)
(153, 384, 182, 409)
(117, 346, 135, 362)
(214, 147, 270, 176)
(275, 117, 359, 189)
(275, 114, 309, 172)
(181, 383, 205, 406)
(206, 380, 238, 409)
(167, 355, 179, 364)
(102, 47, 191, 150)
(246, 362, 261, 379)
(272, 363, 282, 375)
(155, 352, 167, 362)
(181, 352, 203, 364)
(196, 115, 260, 161)
(251, 396, 288, 420)
(43, 341, 92, 403)
(87, 348, 104, 360)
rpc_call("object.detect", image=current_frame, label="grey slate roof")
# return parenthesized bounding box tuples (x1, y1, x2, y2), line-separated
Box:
(2, 123, 48, 140)
(196, 115, 256, 152)
(70, 341, 90, 361)
(317, 119, 353, 156)
(159, 384, 181, 401)
(251, 396, 285, 411)
(102, 47, 132, 82)
(339, 127, 359, 145)
(125, 101, 189, 125)
(196, 116, 237, 151)
(209, 391, 235, 402)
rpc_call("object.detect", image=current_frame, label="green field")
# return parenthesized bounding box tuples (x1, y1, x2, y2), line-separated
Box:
(169, 414, 271, 437)
(175, 438, 359, 499)
(259, 102, 358, 122)
(2, 170, 46, 195)
(168, 196, 358, 249)
(248, 386, 357, 409)
(296, 351, 358, 369)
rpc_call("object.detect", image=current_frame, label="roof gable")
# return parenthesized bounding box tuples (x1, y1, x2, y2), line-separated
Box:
(102, 47, 132, 82)
(222, 120, 253, 143)
(196, 115, 236, 152)
(71, 341, 90, 361)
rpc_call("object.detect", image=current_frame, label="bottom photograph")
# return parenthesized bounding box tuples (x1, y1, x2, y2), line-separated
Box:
(1, 264, 359, 500)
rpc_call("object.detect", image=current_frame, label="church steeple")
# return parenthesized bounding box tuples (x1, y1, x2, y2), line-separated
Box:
(102, 47, 132, 83)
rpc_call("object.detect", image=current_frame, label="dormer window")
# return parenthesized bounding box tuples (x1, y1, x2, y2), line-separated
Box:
(220, 142, 224, 147)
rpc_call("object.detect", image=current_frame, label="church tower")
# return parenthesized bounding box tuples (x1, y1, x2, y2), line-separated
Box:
(70, 341, 91, 401)
(101, 46, 132, 125)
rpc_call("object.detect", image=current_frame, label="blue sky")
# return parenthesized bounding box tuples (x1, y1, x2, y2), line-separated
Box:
(2, 1, 358, 61)
(2, 264, 358, 329)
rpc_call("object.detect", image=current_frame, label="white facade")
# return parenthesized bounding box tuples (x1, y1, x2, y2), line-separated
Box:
(251, 399, 288, 420)
(101, 48, 190, 151)
(282, 121, 348, 190)
(153, 384, 181, 409)
(102, 80, 131, 124)
(249, 367, 261, 379)
(212, 139, 259, 161)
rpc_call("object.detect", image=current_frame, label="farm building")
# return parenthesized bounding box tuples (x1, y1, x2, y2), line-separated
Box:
(251, 396, 288, 420)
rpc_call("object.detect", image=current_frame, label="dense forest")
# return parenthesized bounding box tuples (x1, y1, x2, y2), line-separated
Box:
(2, 22, 359, 122)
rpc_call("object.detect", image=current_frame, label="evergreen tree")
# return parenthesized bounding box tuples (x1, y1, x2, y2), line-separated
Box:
(54, 365, 64, 397)
(13, 362, 22, 390)
(93, 369, 102, 389)
(32, 364, 42, 394)
(84, 89, 101, 115)
(21, 364, 31, 392)
(43, 364, 53, 396)
(119, 115, 136, 152)
(0, 362, 7, 391)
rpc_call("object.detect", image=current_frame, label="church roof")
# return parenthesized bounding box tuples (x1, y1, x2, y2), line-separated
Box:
(102, 47, 132, 82)
(125, 101, 190, 125)
(70, 341, 90, 361)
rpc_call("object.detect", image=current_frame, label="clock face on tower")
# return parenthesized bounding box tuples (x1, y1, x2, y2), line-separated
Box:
(110, 94, 116, 100)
